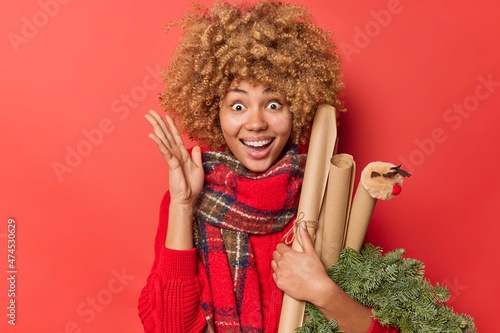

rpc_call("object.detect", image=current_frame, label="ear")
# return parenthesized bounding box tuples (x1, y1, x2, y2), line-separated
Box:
(397, 168, 412, 178)
(371, 171, 381, 178)
(390, 163, 412, 177)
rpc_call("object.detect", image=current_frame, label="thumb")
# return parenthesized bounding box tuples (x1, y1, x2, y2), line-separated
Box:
(298, 221, 315, 253)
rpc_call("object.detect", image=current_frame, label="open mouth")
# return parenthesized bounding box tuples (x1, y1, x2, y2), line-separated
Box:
(241, 138, 275, 156)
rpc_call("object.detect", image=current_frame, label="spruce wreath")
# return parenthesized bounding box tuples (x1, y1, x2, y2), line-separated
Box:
(296, 245, 477, 333)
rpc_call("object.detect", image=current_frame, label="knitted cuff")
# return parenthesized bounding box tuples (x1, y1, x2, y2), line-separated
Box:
(369, 318, 392, 332)
(157, 247, 198, 280)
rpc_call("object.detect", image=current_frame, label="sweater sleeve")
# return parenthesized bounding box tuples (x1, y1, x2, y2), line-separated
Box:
(138, 191, 207, 333)
(368, 319, 399, 332)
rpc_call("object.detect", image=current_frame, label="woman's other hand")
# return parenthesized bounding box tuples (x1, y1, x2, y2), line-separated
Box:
(272, 221, 373, 332)
(271, 221, 332, 305)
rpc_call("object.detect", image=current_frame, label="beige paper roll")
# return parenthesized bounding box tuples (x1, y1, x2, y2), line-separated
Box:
(314, 136, 342, 260)
(320, 154, 355, 269)
(343, 181, 376, 252)
(313, 189, 328, 259)
(278, 104, 337, 333)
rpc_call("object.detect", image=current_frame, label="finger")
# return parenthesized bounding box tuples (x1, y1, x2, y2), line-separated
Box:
(272, 250, 281, 261)
(165, 115, 185, 146)
(275, 243, 290, 255)
(191, 145, 203, 169)
(298, 221, 315, 254)
(147, 133, 173, 161)
(148, 110, 176, 148)
(145, 113, 170, 143)
(271, 259, 278, 271)
(153, 112, 191, 164)
(145, 115, 175, 153)
(165, 115, 194, 165)
(159, 114, 179, 149)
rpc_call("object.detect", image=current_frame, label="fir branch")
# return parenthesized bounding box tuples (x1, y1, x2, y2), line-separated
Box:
(295, 244, 477, 333)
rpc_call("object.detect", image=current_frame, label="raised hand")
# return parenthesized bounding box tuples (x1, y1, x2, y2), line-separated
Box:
(145, 110, 204, 207)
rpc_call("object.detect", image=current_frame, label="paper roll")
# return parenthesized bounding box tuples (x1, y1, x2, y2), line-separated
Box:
(319, 154, 355, 269)
(278, 104, 337, 333)
(313, 190, 328, 259)
(343, 181, 376, 252)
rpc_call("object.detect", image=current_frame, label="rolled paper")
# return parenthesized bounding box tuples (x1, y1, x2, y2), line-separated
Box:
(313, 135, 341, 259)
(313, 191, 327, 259)
(343, 180, 376, 252)
(319, 154, 355, 269)
(344, 161, 409, 251)
(315, 136, 341, 258)
(278, 104, 337, 333)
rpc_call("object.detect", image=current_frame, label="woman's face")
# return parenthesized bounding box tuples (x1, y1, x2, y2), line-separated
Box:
(219, 80, 292, 172)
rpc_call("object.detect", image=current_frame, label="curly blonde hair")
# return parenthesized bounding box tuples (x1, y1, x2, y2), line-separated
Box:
(159, 0, 344, 150)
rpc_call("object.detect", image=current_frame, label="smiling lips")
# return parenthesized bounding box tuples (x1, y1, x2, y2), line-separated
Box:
(242, 139, 272, 147)
(241, 138, 275, 157)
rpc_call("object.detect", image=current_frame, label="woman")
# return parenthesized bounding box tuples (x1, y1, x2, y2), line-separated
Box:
(139, 1, 398, 332)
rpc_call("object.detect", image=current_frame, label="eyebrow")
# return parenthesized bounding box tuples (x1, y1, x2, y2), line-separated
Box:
(229, 88, 273, 94)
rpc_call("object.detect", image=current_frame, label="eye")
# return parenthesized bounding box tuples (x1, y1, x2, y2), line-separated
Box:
(267, 101, 282, 110)
(231, 103, 245, 111)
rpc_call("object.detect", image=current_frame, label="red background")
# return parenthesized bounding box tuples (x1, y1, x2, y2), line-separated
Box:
(1, 0, 498, 332)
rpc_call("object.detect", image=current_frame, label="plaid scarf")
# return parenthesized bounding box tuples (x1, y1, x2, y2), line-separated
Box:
(194, 146, 306, 333)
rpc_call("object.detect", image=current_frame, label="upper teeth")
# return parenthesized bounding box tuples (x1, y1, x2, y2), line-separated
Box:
(243, 139, 272, 147)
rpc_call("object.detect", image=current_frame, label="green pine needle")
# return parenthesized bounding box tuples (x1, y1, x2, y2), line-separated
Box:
(295, 244, 476, 333)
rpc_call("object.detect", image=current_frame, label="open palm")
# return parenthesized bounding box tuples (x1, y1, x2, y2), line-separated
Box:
(145, 110, 204, 206)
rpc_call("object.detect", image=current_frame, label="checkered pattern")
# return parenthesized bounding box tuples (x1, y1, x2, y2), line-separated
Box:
(194, 146, 306, 333)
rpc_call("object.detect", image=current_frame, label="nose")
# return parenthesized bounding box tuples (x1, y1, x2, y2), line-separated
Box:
(392, 184, 402, 195)
(244, 109, 268, 131)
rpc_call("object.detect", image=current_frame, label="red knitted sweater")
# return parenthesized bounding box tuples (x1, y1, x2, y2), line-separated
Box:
(138, 190, 399, 332)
